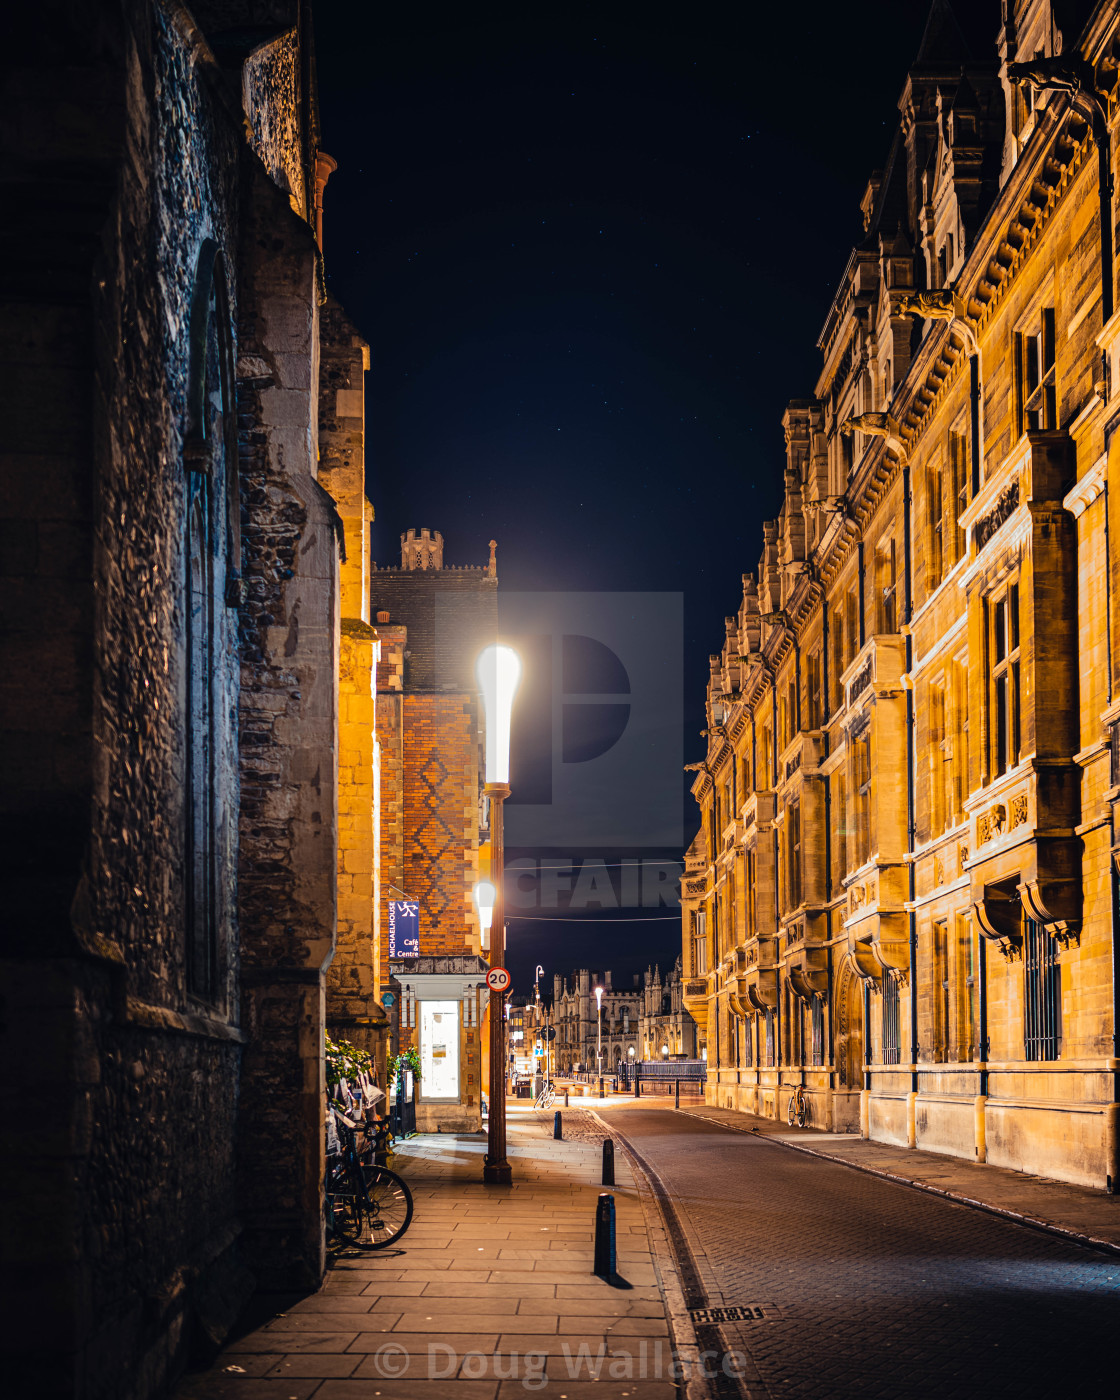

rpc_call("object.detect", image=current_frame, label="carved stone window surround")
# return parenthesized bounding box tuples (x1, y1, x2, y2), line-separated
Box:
(959, 436, 1030, 533)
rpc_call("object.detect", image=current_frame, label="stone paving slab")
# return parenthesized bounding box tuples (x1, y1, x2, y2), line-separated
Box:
(674, 1101, 1120, 1253)
(175, 1111, 686, 1400)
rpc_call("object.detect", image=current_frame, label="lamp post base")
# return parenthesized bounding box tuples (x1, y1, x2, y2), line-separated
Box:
(483, 1159, 513, 1184)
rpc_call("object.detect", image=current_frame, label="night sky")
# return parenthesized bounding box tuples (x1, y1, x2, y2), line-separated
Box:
(315, 0, 999, 992)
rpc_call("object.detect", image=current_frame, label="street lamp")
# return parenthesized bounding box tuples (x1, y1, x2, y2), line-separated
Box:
(661, 1043, 670, 1061)
(477, 643, 521, 1185)
(473, 880, 496, 952)
(595, 984, 603, 1096)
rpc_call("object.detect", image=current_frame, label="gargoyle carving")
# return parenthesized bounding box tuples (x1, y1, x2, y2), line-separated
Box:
(840, 413, 908, 461)
(896, 290, 966, 322)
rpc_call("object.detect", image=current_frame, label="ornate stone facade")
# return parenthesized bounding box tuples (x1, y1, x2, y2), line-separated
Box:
(682, 0, 1120, 1190)
(638, 959, 700, 1062)
(551, 969, 642, 1074)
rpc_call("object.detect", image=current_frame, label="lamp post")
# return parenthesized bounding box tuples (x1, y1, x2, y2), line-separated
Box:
(595, 984, 603, 1095)
(478, 644, 521, 1185)
(473, 880, 496, 953)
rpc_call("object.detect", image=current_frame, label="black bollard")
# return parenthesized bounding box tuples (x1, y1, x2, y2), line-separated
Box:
(674, 1078, 680, 1109)
(564, 1090, 569, 1107)
(635, 1073, 641, 1099)
(602, 1137, 615, 1186)
(554, 1110, 563, 1140)
(593, 1192, 616, 1279)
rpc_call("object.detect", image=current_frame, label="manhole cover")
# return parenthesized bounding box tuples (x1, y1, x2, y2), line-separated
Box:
(690, 1304, 778, 1324)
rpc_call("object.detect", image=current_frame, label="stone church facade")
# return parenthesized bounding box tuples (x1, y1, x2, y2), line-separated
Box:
(682, 0, 1120, 1190)
(1, 4, 384, 1397)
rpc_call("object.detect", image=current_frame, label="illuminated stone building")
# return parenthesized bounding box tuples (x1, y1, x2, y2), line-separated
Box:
(552, 969, 642, 1074)
(682, 0, 1119, 1189)
(639, 959, 700, 1061)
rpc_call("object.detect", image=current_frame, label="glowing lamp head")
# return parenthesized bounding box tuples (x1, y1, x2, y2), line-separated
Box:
(473, 880, 496, 931)
(595, 985, 603, 1008)
(477, 644, 521, 784)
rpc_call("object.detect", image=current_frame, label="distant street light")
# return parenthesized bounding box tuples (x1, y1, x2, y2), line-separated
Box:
(595, 984, 604, 1093)
(477, 644, 521, 1186)
(661, 1043, 670, 1060)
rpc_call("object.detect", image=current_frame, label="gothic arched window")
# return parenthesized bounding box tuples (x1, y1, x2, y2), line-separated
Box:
(184, 240, 237, 1002)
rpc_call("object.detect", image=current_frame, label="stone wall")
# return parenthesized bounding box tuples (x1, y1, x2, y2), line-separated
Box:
(235, 156, 339, 1288)
(0, 3, 347, 1395)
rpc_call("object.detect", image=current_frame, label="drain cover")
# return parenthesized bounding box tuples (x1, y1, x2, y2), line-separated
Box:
(690, 1304, 777, 1324)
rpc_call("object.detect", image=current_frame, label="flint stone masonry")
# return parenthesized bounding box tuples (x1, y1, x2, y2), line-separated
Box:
(0, 5, 352, 1398)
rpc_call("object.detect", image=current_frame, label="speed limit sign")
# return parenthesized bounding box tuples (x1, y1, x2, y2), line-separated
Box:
(486, 967, 511, 992)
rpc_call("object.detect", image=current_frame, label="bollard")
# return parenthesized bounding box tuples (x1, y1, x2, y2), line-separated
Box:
(602, 1137, 615, 1186)
(675, 1077, 680, 1109)
(593, 1192, 616, 1279)
(554, 1110, 563, 1140)
(598, 1075, 604, 1099)
(564, 1090, 569, 1108)
(635, 1073, 641, 1099)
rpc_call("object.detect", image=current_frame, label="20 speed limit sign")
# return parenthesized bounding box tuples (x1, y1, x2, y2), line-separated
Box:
(485, 967, 511, 992)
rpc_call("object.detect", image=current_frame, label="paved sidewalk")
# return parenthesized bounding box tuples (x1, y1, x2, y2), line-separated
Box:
(676, 1101, 1120, 1253)
(176, 1109, 682, 1400)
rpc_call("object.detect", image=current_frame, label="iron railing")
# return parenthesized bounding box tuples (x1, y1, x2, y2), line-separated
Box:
(882, 975, 901, 1064)
(1024, 918, 1061, 1061)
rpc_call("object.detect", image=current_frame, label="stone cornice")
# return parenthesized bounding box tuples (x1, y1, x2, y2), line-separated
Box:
(1064, 451, 1107, 518)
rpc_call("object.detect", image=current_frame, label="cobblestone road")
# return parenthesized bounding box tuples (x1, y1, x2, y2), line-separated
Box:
(603, 1107, 1119, 1399)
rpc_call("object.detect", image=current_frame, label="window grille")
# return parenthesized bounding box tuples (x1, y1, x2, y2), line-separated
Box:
(1024, 919, 1061, 1061)
(958, 917, 977, 1061)
(764, 1009, 775, 1067)
(811, 996, 824, 1067)
(882, 975, 901, 1064)
(933, 920, 950, 1061)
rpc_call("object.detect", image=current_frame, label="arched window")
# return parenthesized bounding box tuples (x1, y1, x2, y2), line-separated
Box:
(184, 240, 237, 1002)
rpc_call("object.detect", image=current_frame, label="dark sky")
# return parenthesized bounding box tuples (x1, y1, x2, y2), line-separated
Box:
(315, 0, 999, 992)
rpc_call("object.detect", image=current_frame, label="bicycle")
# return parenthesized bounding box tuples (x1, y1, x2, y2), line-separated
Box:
(325, 1105, 414, 1249)
(787, 1085, 809, 1129)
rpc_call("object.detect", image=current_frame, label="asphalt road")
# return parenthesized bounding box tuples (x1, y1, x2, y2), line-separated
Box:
(602, 1106, 1119, 1399)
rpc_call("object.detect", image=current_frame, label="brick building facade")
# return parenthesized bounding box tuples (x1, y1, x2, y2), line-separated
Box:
(682, 0, 1120, 1190)
(374, 530, 499, 1129)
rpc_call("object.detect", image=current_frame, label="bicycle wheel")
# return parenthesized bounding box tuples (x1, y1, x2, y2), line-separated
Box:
(325, 1159, 365, 1247)
(786, 1093, 797, 1127)
(355, 1165, 414, 1248)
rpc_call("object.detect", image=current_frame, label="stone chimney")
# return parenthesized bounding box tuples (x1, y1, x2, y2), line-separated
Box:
(401, 527, 443, 571)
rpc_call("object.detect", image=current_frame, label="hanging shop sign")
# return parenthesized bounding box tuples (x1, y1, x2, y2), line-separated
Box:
(388, 901, 420, 958)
